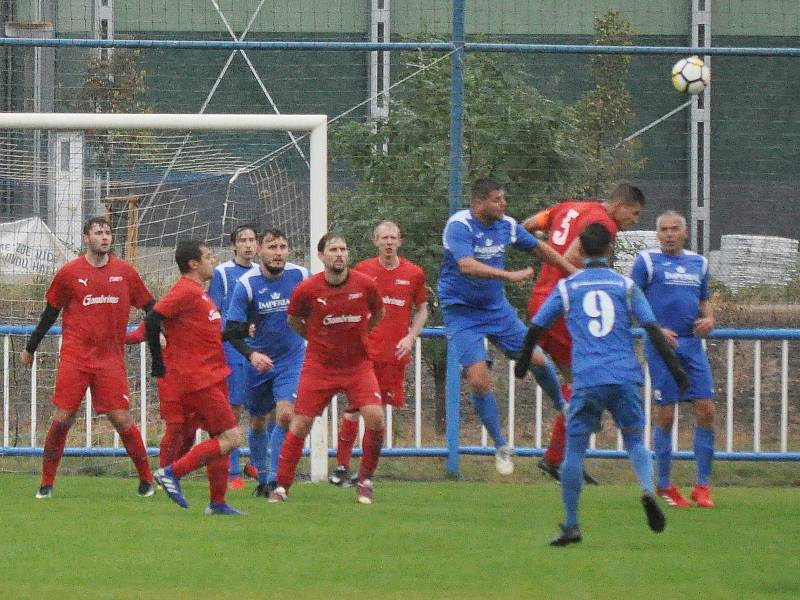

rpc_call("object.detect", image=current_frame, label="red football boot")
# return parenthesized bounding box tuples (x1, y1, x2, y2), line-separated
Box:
(657, 485, 692, 508)
(691, 484, 715, 508)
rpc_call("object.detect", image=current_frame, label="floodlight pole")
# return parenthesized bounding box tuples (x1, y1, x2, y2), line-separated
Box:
(445, 0, 465, 479)
(690, 0, 712, 254)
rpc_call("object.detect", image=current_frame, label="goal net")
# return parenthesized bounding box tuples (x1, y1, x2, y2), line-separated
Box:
(0, 113, 326, 476)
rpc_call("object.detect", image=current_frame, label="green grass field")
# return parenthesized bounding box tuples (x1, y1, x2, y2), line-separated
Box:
(2, 474, 799, 600)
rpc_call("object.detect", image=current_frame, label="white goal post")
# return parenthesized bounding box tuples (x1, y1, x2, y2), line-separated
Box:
(0, 112, 330, 481)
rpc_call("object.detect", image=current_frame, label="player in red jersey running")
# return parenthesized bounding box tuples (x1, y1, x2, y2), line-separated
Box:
(147, 240, 244, 515)
(523, 183, 645, 484)
(269, 233, 385, 505)
(21, 217, 155, 500)
(329, 221, 428, 486)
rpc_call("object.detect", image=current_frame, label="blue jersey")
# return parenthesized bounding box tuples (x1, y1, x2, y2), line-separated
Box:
(532, 267, 657, 390)
(227, 263, 308, 365)
(208, 259, 257, 324)
(438, 209, 539, 310)
(631, 249, 709, 338)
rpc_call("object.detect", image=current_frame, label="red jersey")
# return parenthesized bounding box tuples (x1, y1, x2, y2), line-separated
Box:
(45, 255, 152, 368)
(354, 257, 427, 365)
(153, 276, 230, 394)
(288, 270, 382, 372)
(532, 200, 620, 296)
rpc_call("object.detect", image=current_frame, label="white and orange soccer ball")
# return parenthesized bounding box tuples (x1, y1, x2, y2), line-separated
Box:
(671, 56, 710, 95)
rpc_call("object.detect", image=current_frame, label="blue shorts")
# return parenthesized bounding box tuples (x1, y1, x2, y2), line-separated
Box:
(567, 384, 644, 436)
(245, 367, 300, 417)
(442, 302, 527, 369)
(645, 337, 713, 404)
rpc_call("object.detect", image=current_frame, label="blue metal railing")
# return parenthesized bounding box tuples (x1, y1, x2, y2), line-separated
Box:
(2, 324, 799, 477)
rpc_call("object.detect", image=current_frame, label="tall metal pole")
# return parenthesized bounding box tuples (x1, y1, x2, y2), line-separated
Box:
(690, 0, 712, 253)
(446, 0, 465, 478)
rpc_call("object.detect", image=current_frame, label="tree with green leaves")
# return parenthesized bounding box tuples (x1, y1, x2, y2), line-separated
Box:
(73, 50, 153, 169)
(331, 49, 589, 428)
(331, 13, 640, 429)
(575, 11, 644, 197)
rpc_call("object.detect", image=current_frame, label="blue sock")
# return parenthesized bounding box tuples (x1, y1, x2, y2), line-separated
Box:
(528, 355, 563, 410)
(248, 427, 270, 485)
(470, 391, 507, 448)
(694, 426, 715, 486)
(268, 425, 286, 483)
(561, 433, 589, 528)
(623, 431, 654, 494)
(228, 447, 242, 477)
(653, 426, 672, 489)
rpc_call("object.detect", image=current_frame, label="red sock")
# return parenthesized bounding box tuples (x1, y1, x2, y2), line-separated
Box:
(119, 424, 153, 483)
(358, 427, 384, 481)
(544, 414, 566, 466)
(41, 420, 71, 487)
(561, 383, 572, 404)
(276, 430, 305, 490)
(206, 453, 229, 504)
(336, 416, 359, 469)
(170, 438, 222, 479)
(159, 424, 194, 468)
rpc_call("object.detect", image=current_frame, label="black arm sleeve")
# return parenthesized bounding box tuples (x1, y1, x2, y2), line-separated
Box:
(25, 304, 61, 354)
(222, 320, 253, 360)
(141, 299, 155, 313)
(513, 324, 546, 379)
(642, 322, 690, 393)
(144, 310, 166, 378)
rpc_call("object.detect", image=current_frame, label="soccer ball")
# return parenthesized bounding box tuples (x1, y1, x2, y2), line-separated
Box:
(671, 56, 710, 95)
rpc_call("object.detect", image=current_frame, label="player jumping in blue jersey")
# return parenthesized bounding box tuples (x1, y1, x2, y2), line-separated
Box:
(516, 223, 688, 546)
(439, 177, 577, 475)
(208, 224, 259, 489)
(223, 229, 308, 498)
(631, 211, 716, 509)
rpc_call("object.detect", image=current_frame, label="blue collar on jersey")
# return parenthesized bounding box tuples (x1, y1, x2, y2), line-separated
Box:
(583, 256, 608, 268)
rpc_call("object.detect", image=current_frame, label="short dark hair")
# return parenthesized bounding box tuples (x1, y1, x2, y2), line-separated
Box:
(609, 182, 645, 206)
(175, 239, 206, 274)
(579, 223, 612, 258)
(317, 232, 347, 253)
(83, 216, 111, 235)
(229, 223, 258, 245)
(260, 228, 287, 244)
(471, 177, 504, 201)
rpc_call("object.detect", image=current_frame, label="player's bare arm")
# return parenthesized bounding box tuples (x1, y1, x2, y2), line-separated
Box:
(287, 314, 307, 339)
(21, 303, 61, 368)
(456, 256, 534, 283)
(223, 320, 273, 372)
(563, 236, 589, 269)
(693, 299, 715, 337)
(532, 241, 578, 275)
(368, 305, 385, 332)
(396, 301, 429, 360)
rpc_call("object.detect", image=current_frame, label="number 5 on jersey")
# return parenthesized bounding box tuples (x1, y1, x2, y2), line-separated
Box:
(550, 208, 580, 247)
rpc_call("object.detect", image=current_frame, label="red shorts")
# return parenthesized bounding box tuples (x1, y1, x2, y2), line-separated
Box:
(346, 361, 406, 408)
(179, 379, 237, 436)
(528, 292, 572, 368)
(156, 375, 185, 425)
(296, 365, 382, 418)
(52, 360, 130, 415)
